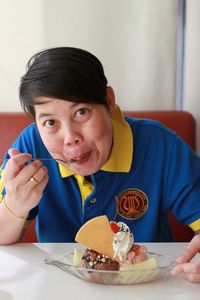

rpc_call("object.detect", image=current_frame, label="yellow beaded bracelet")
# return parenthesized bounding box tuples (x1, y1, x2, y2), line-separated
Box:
(3, 197, 28, 220)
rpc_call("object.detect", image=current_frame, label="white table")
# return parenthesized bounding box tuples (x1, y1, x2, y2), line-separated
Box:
(0, 243, 199, 300)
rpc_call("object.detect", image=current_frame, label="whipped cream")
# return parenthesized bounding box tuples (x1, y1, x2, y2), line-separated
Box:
(110, 221, 134, 262)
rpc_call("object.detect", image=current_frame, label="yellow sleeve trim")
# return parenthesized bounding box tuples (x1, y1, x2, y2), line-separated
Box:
(189, 218, 200, 232)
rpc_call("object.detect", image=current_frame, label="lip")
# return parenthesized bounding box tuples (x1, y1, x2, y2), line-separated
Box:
(65, 151, 91, 164)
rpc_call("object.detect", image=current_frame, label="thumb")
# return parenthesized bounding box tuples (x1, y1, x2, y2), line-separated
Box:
(8, 148, 22, 157)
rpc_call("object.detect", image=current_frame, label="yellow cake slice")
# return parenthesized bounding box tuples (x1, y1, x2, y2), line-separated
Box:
(75, 215, 115, 258)
(119, 257, 158, 283)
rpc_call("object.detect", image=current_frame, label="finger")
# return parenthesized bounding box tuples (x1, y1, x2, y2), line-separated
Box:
(27, 165, 48, 187)
(8, 148, 22, 157)
(186, 273, 200, 283)
(2, 153, 32, 181)
(36, 174, 49, 193)
(14, 160, 45, 185)
(27, 174, 49, 204)
(176, 235, 200, 263)
(171, 265, 200, 283)
(171, 261, 200, 275)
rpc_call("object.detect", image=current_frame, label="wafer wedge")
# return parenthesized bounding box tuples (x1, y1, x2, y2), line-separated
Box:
(75, 215, 115, 258)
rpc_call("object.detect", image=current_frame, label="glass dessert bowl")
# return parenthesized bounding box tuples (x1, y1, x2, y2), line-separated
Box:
(45, 249, 175, 285)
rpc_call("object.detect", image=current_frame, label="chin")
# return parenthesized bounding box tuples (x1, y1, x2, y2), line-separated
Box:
(72, 163, 102, 176)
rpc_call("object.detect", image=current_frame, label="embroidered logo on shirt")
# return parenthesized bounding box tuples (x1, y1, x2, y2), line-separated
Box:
(116, 188, 148, 220)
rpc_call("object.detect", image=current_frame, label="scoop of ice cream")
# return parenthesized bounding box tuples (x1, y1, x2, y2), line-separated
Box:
(81, 248, 120, 271)
(120, 244, 148, 266)
(110, 221, 134, 262)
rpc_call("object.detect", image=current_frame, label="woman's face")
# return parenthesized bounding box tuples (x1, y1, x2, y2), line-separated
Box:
(34, 88, 115, 176)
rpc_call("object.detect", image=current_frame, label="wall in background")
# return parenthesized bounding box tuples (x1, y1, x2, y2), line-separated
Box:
(2, 1, 200, 153)
(184, 0, 200, 154)
(0, 0, 45, 111)
(0, 0, 178, 112)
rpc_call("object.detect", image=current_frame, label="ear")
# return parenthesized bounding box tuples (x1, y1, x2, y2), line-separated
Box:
(106, 86, 116, 114)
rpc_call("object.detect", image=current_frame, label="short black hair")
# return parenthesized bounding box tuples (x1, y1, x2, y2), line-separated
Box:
(19, 47, 108, 117)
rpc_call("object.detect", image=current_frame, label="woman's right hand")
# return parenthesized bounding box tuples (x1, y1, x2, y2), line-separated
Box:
(2, 148, 49, 218)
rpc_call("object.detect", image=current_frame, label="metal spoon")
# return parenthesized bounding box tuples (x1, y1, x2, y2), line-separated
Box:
(0, 158, 78, 164)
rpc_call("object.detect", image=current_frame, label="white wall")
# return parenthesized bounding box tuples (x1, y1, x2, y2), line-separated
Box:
(0, 0, 178, 112)
(184, 0, 200, 154)
(0, 0, 44, 112)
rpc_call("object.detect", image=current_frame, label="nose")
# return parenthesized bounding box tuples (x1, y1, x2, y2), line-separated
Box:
(63, 125, 83, 146)
(66, 138, 81, 146)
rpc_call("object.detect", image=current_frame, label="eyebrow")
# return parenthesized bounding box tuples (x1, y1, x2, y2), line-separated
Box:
(37, 103, 85, 120)
(37, 113, 54, 120)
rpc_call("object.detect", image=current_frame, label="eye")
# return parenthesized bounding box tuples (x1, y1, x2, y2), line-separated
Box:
(75, 108, 89, 118)
(44, 119, 56, 127)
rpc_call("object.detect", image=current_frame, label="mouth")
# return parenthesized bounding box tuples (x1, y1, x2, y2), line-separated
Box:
(58, 151, 91, 164)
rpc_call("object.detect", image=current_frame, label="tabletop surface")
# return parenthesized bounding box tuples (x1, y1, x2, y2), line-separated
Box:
(0, 242, 199, 300)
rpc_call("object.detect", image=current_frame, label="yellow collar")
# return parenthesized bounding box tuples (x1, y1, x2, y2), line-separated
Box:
(59, 105, 133, 177)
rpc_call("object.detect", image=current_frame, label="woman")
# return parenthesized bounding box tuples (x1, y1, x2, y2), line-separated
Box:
(0, 47, 199, 282)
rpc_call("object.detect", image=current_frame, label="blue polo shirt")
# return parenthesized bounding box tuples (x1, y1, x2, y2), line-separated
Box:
(0, 106, 200, 242)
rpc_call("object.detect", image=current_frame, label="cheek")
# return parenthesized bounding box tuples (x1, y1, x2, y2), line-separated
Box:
(88, 119, 113, 153)
(38, 130, 62, 154)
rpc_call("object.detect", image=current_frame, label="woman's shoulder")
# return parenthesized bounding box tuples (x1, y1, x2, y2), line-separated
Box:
(17, 122, 42, 140)
(12, 122, 44, 151)
(125, 115, 176, 138)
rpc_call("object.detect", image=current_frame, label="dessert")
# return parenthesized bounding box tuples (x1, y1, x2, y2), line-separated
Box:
(74, 215, 156, 272)
(45, 217, 171, 284)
